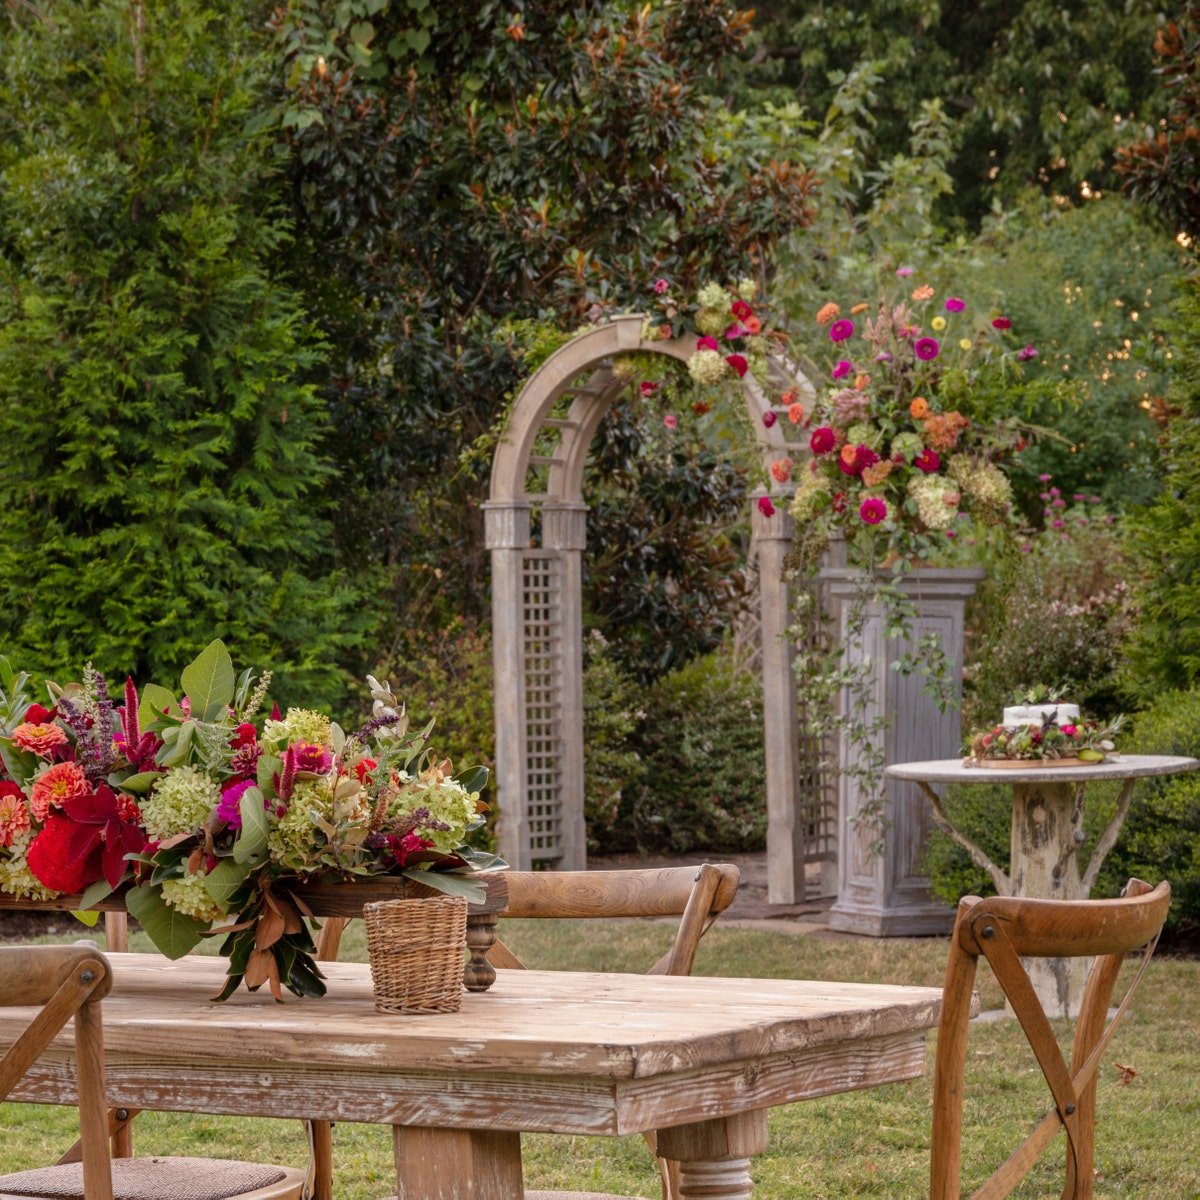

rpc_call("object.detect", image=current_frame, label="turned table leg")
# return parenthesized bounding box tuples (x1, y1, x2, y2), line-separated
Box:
(1010, 781, 1089, 1018)
(463, 912, 498, 992)
(657, 1111, 768, 1200)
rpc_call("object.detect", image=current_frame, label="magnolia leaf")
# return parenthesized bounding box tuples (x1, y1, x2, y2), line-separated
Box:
(453, 845, 506, 872)
(78, 876, 117, 910)
(70, 909, 101, 928)
(234, 787, 269, 864)
(257, 754, 281, 793)
(202, 858, 253, 909)
(398, 868, 485, 905)
(180, 639, 236, 723)
(125, 885, 206, 959)
(115, 771, 160, 794)
(457, 765, 489, 795)
(157, 720, 194, 767)
(0, 738, 35, 785)
(138, 682, 176, 730)
(0, 656, 12, 688)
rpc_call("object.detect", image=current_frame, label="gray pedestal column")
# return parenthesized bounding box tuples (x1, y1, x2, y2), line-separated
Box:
(821, 568, 983, 936)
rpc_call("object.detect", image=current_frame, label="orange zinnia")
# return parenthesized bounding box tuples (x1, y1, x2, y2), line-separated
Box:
(854, 373, 870, 391)
(787, 402, 805, 425)
(815, 302, 841, 325)
(912, 285, 934, 301)
(839, 444, 858, 466)
(910, 396, 930, 419)
(744, 316, 762, 334)
(850, 303, 869, 314)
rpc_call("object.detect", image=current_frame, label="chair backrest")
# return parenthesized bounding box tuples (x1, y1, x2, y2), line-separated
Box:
(930, 878, 1171, 1200)
(0, 944, 115, 1200)
(487, 863, 741, 976)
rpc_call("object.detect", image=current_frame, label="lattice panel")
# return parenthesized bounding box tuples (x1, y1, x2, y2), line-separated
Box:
(522, 554, 565, 860)
(795, 579, 838, 864)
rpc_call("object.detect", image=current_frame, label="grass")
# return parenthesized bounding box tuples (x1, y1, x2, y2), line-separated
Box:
(2, 918, 1198, 1198)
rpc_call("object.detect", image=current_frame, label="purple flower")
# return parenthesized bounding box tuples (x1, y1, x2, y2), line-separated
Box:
(896, 266, 914, 277)
(992, 316, 1012, 330)
(1052, 519, 1066, 529)
(293, 742, 333, 775)
(217, 779, 258, 829)
(832, 359, 853, 379)
(1073, 493, 1087, 501)
(1050, 487, 1061, 496)
(762, 410, 778, 428)
(945, 297, 966, 312)
(1104, 515, 1116, 525)
(874, 352, 893, 363)
(829, 319, 855, 342)
(1017, 344, 1039, 361)
(1090, 495, 1102, 503)
(1019, 543, 1032, 554)
(914, 337, 940, 361)
(1052, 498, 1066, 508)
(653, 278, 670, 294)
(945, 530, 958, 539)
(724, 323, 749, 340)
(1038, 473, 1053, 482)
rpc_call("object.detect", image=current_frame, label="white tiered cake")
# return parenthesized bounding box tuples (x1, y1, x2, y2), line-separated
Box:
(1001, 702, 1080, 727)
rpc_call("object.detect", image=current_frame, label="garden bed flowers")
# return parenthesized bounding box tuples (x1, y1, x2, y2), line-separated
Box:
(0, 644, 496, 1000)
(790, 284, 1033, 565)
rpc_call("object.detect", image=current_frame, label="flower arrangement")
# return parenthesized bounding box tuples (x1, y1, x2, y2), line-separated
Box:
(0, 643, 497, 1000)
(967, 710, 1124, 765)
(789, 280, 1034, 565)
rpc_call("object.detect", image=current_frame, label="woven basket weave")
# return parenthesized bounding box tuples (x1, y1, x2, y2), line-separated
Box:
(363, 895, 468, 1014)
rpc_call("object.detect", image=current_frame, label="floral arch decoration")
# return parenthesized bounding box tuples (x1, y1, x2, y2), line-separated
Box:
(485, 313, 836, 903)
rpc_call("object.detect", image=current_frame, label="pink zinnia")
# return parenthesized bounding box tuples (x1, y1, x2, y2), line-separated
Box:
(663, 413, 678, 430)
(992, 316, 1012, 330)
(10, 722, 68, 758)
(640, 381, 659, 397)
(832, 359, 852, 380)
(838, 444, 879, 478)
(896, 266, 914, 277)
(696, 335, 719, 352)
(216, 779, 259, 830)
(1061, 724, 1079, 737)
(731, 299, 753, 321)
(944, 297, 965, 313)
(1017, 344, 1039, 361)
(292, 742, 333, 775)
(914, 448, 940, 474)
(762, 410, 777, 428)
(859, 497, 888, 525)
(914, 337, 940, 361)
(29, 761, 90, 820)
(829, 319, 855, 342)
(653, 278, 670, 294)
(757, 496, 776, 518)
(725, 354, 749, 378)
(809, 426, 836, 455)
(724, 323, 748, 341)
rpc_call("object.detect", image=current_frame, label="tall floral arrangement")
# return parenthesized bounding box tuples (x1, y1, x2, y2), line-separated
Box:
(790, 280, 1035, 564)
(0, 644, 495, 1000)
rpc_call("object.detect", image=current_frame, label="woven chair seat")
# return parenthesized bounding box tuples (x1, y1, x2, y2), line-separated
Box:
(0, 1155, 292, 1200)
(382, 1194, 645, 1200)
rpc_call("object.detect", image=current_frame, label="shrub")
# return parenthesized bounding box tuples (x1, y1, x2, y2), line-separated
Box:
(609, 650, 766, 855)
(1099, 689, 1200, 932)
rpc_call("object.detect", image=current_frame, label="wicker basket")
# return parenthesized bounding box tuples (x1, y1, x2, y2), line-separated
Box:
(363, 895, 468, 1014)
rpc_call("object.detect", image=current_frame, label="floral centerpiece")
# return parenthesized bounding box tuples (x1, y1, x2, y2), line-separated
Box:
(967, 693, 1124, 765)
(0, 642, 497, 1000)
(789, 282, 1034, 565)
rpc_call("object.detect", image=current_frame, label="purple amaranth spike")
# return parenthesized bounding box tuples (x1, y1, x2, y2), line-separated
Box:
(278, 745, 297, 804)
(122, 677, 140, 748)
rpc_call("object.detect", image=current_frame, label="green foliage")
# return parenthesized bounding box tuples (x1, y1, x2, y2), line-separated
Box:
(1101, 689, 1200, 931)
(268, 0, 816, 639)
(1123, 275, 1200, 699)
(737, 0, 1167, 227)
(580, 631, 647, 851)
(610, 649, 766, 855)
(0, 0, 373, 710)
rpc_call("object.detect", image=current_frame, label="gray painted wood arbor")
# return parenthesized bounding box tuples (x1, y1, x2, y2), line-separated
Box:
(485, 315, 834, 902)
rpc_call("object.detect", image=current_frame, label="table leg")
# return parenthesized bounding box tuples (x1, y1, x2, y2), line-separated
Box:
(656, 1111, 768, 1200)
(392, 1125, 523, 1199)
(464, 913, 498, 992)
(1010, 781, 1089, 1018)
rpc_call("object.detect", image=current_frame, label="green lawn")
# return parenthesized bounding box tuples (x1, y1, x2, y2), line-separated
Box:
(2, 919, 1197, 1198)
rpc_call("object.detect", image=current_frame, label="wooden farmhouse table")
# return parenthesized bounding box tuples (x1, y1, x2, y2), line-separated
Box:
(885, 754, 1198, 1017)
(1, 953, 946, 1200)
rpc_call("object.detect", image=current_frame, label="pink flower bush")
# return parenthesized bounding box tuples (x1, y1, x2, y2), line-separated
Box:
(859, 497, 888, 525)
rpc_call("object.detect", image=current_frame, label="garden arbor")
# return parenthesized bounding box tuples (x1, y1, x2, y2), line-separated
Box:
(485, 315, 835, 903)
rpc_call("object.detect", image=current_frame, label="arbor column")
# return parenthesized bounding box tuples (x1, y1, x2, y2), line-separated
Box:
(483, 502, 532, 870)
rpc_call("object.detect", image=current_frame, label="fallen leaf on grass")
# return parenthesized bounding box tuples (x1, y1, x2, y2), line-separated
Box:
(1113, 1062, 1138, 1084)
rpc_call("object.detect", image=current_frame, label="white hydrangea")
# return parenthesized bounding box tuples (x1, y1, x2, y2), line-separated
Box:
(688, 350, 730, 387)
(697, 282, 729, 310)
(0, 832, 54, 901)
(261, 708, 332, 750)
(907, 475, 961, 530)
(737, 278, 757, 301)
(142, 767, 220, 840)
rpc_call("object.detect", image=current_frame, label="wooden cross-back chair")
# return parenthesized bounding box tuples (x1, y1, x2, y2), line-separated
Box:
(0, 943, 307, 1200)
(930, 877, 1171, 1200)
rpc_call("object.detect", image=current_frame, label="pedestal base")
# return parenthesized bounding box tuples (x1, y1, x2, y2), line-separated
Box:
(827, 898, 955, 937)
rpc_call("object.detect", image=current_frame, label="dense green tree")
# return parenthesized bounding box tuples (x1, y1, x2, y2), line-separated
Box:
(0, 0, 371, 707)
(268, 0, 817, 653)
(735, 0, 1165, 227)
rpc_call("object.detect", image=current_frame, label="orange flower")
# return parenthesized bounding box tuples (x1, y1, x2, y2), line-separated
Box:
(771, 458, 793, 484)
(657, 323, 672, 339)
(692, 400, 711, 415)
(744, 316, 762, 335)
(29, 761, 90, 821)
(10, 722, 68, 758)
(909, 397, 929, 419)
(787, 402, 805, 425)
(850, 303, 869, 314)
(0, 786, 30, 848)
(780, 389, 798, 404)
(815, 302, 841, 325)
(912, 285, 935, 301)
(854, 373, 870, 391)
(506, 17, 526, 39)
(861, 460, 894, 488)
(839, 444, 858, 466)
(922, 411, 971, 453)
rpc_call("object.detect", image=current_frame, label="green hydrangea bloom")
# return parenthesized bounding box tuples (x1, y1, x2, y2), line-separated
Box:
(161, 871, 225, 923)
(261, 708, 332, 750)
(789, 467, 832, 521)
(907, 475, 961, 530)
(142, 767, 220, 840)
(846, 423, 882, 450)
(697, 282, 729, 311)
(891, 432, 924, 462)
(948, 456, 1012, 516)
(389, 776, 478, 853)
(737, 278, 757, 301)
(0, 832, 55, 900)
(688, 350, 729, 387)
(694, 308, 728, 337)
(268, 778, 335, 872)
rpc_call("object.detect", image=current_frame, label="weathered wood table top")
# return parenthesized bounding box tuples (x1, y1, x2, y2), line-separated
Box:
(885, 754, 1200, 786)
(3, 954, 945, 1198)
